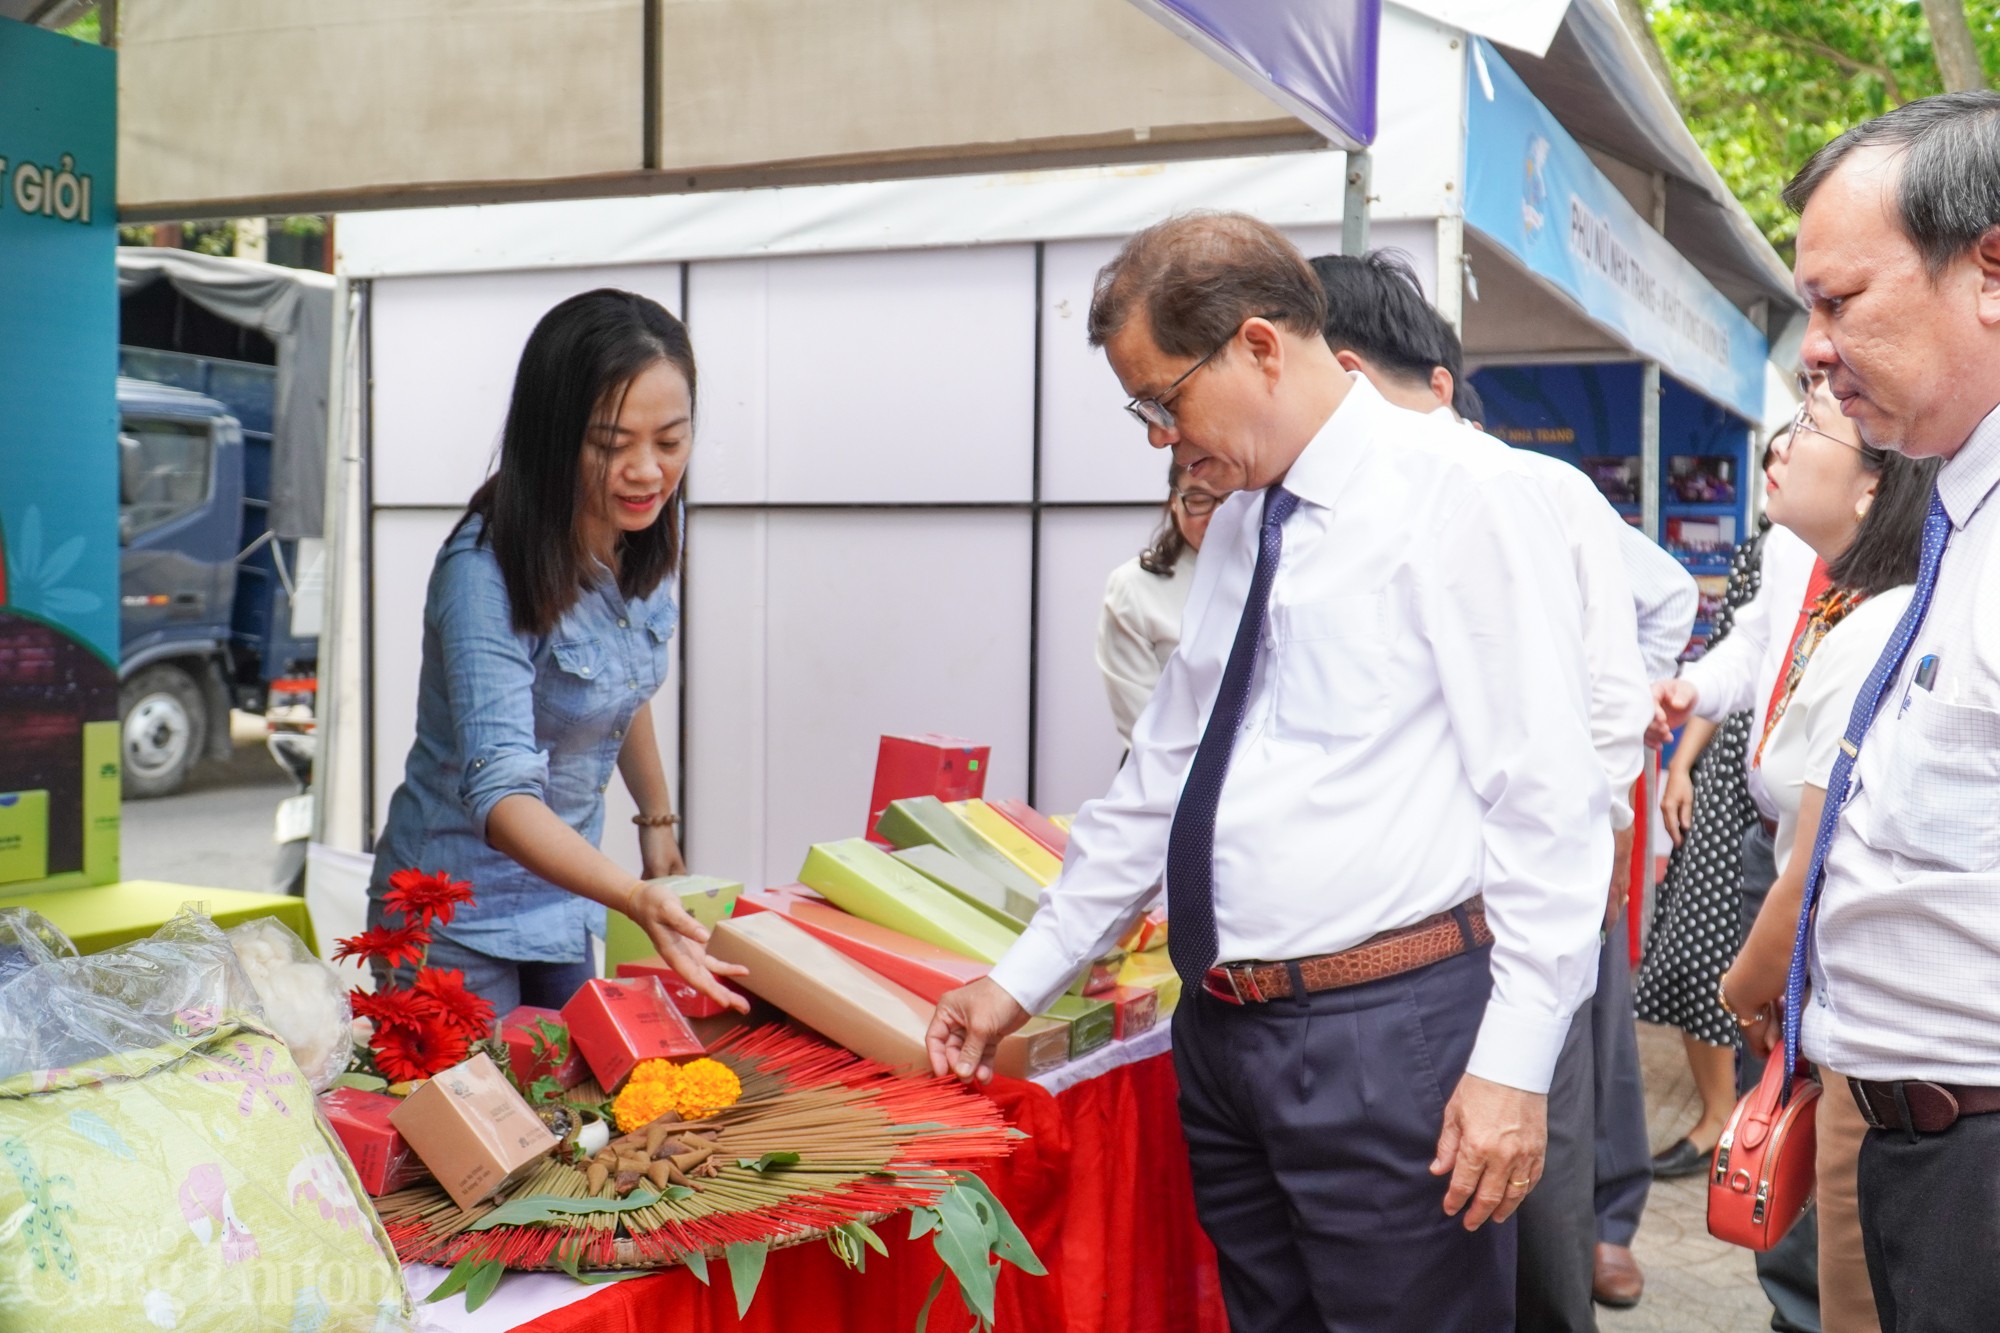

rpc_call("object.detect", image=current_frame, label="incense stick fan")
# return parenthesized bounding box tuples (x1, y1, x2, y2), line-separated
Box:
(378, 1026, 1017, 1275)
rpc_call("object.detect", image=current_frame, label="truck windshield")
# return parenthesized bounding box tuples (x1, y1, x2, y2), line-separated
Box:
(118, 416, 213, 543)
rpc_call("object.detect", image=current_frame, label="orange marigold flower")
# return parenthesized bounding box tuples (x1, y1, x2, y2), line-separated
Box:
(612, 1071, 681, 1133)
(671, 1058, 742, 1119)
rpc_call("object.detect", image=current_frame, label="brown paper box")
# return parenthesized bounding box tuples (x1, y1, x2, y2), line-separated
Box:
(709, 914, 1067, 1079)
(388, 1052, 559, 1210)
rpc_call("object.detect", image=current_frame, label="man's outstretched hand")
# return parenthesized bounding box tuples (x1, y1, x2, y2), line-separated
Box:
(927, 978, 1031, 1085)
(1648, 678, 1699, 748)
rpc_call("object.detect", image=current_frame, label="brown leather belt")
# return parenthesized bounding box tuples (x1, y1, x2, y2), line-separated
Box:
(1202, 897, 1492, 1005)
(1850, 1078, 2000, 1135)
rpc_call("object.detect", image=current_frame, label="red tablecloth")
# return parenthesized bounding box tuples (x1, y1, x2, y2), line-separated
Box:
(517, 1050, 1228, 1333)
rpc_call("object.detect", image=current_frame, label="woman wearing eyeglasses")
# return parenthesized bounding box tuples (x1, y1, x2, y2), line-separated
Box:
(1716, 373, 1938, 1333)
(1096, 463, 1214, 749)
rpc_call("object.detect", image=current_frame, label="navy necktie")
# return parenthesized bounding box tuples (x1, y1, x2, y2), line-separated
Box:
(1166, 485, 1300, 989)
(1782, 489, 1952, 1095)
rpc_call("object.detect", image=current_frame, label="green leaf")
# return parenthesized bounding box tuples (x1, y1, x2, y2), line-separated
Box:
(527, 1075, 562, 1105)
(682, 1247, 710, 1286)
(913, 1270, 947, 1333)
(463, 1258, 505, 1312)
(466, 1188, 661, 1230)
(909, 1205, 942, 1241)
(844, 1219, 889, 1258)
(735, 1151, 799, 1173)
(424, 1255, 488, 1306)
(952, 1175, 1046, 1276)
(328, 1072, 388, 1093)
(555, 1241, 631, 1287)
(932, 1188, 999, 1323)
(724, 1241, 768, 1317)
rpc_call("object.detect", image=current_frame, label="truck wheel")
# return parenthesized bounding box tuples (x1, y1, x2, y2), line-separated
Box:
(121, 664, 207, 798)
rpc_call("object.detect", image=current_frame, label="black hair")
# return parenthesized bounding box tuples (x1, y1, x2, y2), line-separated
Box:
(459, 289, 695, 637)
(1452, 377, 1485, 427)
(1827, 447, 1941, 595)
(1139, 462, 1192, 577)
(1783, 91, 2000, 280)
(1308, 250, 1452, 386)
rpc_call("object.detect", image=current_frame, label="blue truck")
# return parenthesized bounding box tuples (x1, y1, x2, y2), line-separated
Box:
(115, 250, 332, 798)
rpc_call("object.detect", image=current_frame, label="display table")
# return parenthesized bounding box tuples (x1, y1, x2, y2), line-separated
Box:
(0, 879, 316, 953)
(411, 1027, 1228, 1333)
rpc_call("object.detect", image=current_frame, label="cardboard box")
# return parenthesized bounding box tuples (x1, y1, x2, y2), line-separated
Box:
(498, 1005, 589, 1091)
(708, 914, 1066, 1079)
(1105, 984, 1160, 1041)
(867, 733, 989, 844)
(319, 1086, 430, 1196)
(760, 895, 991, 1003)
(614, 956, 743, 1019)
(872, 796, 1046, 903)
(986, 798, 1069, 858)
(560, 977, 705, 1090)
(387, 1053, 558, 1210)
(946, 800, 1064, 886)
(892, 843, 1036, 926)
(606, 874, 744, 972)
(1045, 994, 1114, 1058)
(797, 838, 1019, 965)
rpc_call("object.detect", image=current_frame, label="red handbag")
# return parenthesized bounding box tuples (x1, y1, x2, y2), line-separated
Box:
(1707, 1052, 1820, 1251)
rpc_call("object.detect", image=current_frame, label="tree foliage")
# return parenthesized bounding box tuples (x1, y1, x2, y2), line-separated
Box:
(1647, 1, 2000, 256)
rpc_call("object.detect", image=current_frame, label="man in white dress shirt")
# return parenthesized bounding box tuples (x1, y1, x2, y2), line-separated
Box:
(1762, 94, 2000, 1330)
(927, 213, 1609, 1330)
(1307, 249, 1689, 1325)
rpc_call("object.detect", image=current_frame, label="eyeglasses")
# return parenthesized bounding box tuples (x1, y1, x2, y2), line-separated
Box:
(1123, 314, 1284, 432)
(1173, 488, 1220, 516)
(1778, 372, 1864, 458)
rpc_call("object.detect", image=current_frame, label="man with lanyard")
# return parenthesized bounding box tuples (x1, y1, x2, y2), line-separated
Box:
(928, 212, 1607, 1330)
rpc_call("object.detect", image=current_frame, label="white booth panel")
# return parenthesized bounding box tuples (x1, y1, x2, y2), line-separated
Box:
(1033, 507, 1164, 817)
(371, 264, 685, 508)
(683, 508, 1032, 890)
(685, 248, 1037, 505)
(367, 506, 681, 877)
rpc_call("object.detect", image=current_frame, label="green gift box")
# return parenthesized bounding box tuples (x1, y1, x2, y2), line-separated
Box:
(0, 790, 49, 886)
(1045, 993, 1114, 1059)
(606, 874, 743, 972)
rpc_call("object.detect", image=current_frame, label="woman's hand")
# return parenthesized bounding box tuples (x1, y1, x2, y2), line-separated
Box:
(627, 879, 751, 1013)
(1720, 961, 1782, 1057)
(639, 823, 688, 880)
(1660, 766, 1696, 848)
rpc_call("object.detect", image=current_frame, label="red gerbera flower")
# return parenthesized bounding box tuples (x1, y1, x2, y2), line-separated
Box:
(372, 1013, 474, 1083)
(330, 922, 432, 970)
(383, 868, 477, 929)
(412, 967, 496, 1039)
(349, 985, 441, 1032)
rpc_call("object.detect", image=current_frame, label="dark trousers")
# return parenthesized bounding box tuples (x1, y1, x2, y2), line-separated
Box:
(1858, 1111, 2000, 1332)
(1592, 913, 1653, 1248)
(1173, 946, 1515, 1333)
(1738, 823, 1821, 1333)
(1515, 998, 1596, 1332)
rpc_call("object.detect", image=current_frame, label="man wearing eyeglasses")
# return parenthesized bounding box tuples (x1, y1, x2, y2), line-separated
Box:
(928, 212, 1609, 1330)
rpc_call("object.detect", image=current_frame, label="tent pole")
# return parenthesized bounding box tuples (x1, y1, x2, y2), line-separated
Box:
(1342, 150, 1372, 256)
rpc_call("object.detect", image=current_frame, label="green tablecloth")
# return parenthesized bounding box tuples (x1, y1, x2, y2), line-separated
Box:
(0, 880, 316, 954)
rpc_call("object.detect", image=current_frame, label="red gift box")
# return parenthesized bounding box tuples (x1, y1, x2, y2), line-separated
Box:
(499, 1005, 589, 1091)
(732, 883, 830, 917)
(560, 977, 704, 1090)
(867, 734, 989, 845)
(614, 957, 747, 1019)
(987, 798, 1070, 858)
(319, 1086, 429, 1196)
(1106, 984, 1160, 1041)
(754, 895, 990, 1004)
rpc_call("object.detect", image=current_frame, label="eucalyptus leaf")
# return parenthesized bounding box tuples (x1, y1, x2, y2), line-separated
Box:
(844, 1220, 889, 1258)
(913, 1269, 947, 1333)
(555, 1237, 633, 1286)
(424, 1256, 486, 1306)
(735, 1151, 800, 1173)
(463, 1258, 505, 1312)
(467, 1187, 660, 1230)
(724, 1241, 769, 1318)
(909, 1205, 942, 1241)
(933, 1188, 1000, 1323)
(682, 1247, 710, 1286)
(952, 1175, 1046, 1276)
(329, 1071, 389, 1093)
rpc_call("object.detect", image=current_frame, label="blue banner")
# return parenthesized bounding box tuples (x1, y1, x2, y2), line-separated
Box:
(1128, 0, 1380, 149)
(1463, 38, 1767, 422)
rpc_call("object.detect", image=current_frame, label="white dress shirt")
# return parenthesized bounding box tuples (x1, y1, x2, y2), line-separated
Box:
(1678, 525, 1820, 820)
(1097, 552, 1197, 747)
(990, 378, 1609, 1094)
(1427, 408, 1655, 829)
(1756, 586, 1913, 877)
(1619, 524, 1702, 682)
(1805, 407, 2000, 1083)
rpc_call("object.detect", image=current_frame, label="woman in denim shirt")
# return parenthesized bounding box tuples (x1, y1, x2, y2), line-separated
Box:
(369, 289, 748, 1017)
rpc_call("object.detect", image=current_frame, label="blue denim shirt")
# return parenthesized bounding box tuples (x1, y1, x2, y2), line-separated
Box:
(370, 515, 678, 962)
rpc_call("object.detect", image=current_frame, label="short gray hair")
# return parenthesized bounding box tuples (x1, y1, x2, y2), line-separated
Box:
(1784, 91, 2000, 279)
(1086, 211, 1328, 357)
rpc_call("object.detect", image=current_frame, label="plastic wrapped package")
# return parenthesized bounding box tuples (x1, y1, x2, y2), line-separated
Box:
(226, 916, 353, 1093)
(0, 907, 413, 1331)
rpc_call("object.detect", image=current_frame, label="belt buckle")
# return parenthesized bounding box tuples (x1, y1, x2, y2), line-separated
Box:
(1852, 1080, 1887, 1131)
(1203, 967, 1245, 1005)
